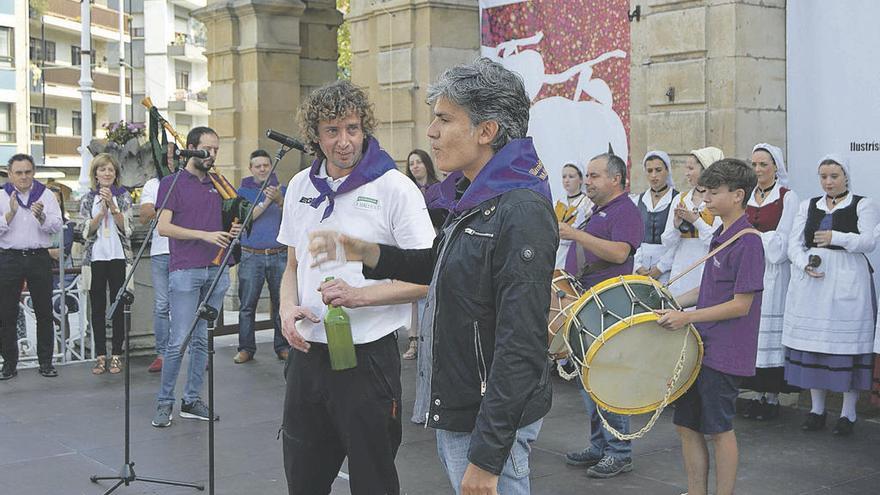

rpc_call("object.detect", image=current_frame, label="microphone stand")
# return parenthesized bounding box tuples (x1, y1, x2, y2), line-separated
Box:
(178, 143, 293, 495)
(90, 168, 205, 494)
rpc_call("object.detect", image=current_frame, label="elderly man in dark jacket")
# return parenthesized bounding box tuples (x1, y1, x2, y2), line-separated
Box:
(310, 58, 557, 494)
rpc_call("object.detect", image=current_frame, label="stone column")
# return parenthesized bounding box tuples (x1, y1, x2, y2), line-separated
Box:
(193, 0, 341, 183)
(629, 0, 785, 190)
(348, 0, 479, 165)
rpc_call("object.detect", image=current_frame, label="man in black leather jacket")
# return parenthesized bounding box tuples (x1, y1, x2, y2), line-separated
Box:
(309, 58, 558, 494)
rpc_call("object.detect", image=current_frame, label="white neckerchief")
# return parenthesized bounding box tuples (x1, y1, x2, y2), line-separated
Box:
(815, 192, 854, 213)
(747, 182, 783, 208)
(640, 187, 674, 212)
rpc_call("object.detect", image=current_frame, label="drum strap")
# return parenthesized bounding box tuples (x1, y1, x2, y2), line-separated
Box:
(667, 228, 761, 288)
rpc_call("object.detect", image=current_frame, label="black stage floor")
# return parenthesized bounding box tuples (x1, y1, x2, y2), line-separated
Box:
(2, 333, 879, 494)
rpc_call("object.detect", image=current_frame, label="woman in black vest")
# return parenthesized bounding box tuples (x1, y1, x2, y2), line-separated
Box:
(782, 155, 878, 436)
(632, 151, 676, 283)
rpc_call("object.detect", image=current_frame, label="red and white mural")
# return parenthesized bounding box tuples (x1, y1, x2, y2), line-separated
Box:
(480, 0, 631, 200)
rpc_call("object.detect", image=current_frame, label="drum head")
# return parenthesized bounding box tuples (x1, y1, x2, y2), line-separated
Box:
(563, 275, 675, 368)
(582, 313, 703, 415)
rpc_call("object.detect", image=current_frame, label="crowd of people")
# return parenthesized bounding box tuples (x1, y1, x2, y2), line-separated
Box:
(1, 57, 880, 495)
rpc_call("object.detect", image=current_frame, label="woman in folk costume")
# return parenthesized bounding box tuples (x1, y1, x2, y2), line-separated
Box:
(783, 155, 878, 436)
(555, 162, 592, 269)
(632, 151, 677, 283)
(739, 144, 800, 420)
(658, 146, 723, 297)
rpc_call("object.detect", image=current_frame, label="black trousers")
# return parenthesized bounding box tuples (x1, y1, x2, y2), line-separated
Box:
(282, 332, 402, 495)
(0, 250, 54, 369)
(89, 259, 126, 356)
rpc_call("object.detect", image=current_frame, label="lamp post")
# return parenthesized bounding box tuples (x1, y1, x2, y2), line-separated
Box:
(77, 0, 94, 194)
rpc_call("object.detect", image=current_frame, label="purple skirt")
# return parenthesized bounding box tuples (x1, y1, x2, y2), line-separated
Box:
(784, 349, 873, 392)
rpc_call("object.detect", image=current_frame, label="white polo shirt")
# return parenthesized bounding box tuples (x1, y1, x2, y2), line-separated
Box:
(277, 162, 435, 344)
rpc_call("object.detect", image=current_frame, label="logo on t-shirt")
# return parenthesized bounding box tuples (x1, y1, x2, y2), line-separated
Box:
(299, 196, 313, 204)
(354, 196, 380, 211)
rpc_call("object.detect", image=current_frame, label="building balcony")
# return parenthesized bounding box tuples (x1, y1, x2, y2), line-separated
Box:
(169, 0, 207, 11)
(168, 89, 209, 116)
(168, 37, 206, 63)
(37, 0, 131, 42)
(32, 66, 130, 104)
(46, 134, 81, 155)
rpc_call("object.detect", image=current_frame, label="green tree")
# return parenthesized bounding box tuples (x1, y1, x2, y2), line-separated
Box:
(337, 0, 351, 79)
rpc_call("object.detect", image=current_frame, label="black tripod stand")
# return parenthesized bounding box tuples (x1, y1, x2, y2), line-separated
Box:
(90, 167, 204, 493)
(177, 138, 297, 495)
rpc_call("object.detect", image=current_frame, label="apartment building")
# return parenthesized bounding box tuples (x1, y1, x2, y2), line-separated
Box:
(130, 0, 209, 140)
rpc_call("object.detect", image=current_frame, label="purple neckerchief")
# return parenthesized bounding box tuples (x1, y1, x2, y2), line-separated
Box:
(308, 137, 396, 221)
(3, 180, 46, 209)
(91, 185, 127, 197)
(431, 138, 552, 214)
(241, 173, 279, 203)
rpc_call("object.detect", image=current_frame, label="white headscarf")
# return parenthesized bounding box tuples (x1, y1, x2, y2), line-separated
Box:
(752, 143, 788, 188)
(642, 150, 675, 189)
(562, 161, 586, 196)
(818, 153, 851, 188)
(690, 146, 724, 170)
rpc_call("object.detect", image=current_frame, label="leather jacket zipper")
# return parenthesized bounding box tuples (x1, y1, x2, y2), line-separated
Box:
(474, 321, 487, 397)
(426, 209, 481, 428)
(464, 227, 495, 238)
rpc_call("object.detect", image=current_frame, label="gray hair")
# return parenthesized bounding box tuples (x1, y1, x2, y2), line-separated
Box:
(591, 153, 628, 190)
(426, 57, 530, 152)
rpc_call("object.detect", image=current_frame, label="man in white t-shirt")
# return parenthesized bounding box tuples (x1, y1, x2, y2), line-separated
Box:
(139, 145, 178, 372)
(277, 80, 435, 495)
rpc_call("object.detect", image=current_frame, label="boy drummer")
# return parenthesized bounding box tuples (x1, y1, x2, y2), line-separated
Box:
(656, 158, 764, 495)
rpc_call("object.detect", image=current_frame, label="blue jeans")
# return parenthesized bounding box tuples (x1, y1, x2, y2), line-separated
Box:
(436, 419, 542, 495)
(237, 250, 288, 355)
(157, 267, 230, 406)
(150, 254, 171, 356)
(579, 388, 631, 459)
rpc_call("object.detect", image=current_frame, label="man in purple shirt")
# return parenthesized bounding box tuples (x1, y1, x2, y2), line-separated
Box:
(233, 149, 289, 364)
(658, 158, 763, 495)
(0, 154, 63, 379)
(560, 152, 643, 478)
(151, 127, 241, 428)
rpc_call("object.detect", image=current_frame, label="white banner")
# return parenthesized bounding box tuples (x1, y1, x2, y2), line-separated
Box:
(787, 0, 880, 283)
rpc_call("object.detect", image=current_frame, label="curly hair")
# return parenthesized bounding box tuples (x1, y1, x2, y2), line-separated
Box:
(297, 80, 377, 158)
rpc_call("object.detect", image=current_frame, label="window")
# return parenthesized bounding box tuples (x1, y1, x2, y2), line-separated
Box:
(132, 27, 144, 38)
(30, 107, 57, 138)
(71, 45, 81, 67)
(0, 27, 13, 68)
(72, 111, 81, 136)
(0, 103, 13, 142)
(29, 37, 56, 63)
(72, 110, 96, 136)
(175, 71, 189, 90)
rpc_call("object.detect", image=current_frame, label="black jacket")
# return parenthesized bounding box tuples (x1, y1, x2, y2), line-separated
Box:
(364, 187, 558, 475)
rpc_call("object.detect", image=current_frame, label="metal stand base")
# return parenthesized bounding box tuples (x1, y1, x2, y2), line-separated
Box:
(89, 292, 204, 494)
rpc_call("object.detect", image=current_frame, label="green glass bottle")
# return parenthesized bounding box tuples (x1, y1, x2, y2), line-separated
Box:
(323, 277, 357, 370)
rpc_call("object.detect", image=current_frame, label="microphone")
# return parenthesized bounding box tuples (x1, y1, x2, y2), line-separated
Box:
(175, 148, 210, 159)
(266, 129, 311, 154)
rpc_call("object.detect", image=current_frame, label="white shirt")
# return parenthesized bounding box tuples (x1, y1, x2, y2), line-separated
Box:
(140, 178, 170, 256)
(277, 163, 436, 344)
(90, 196, 125, 261)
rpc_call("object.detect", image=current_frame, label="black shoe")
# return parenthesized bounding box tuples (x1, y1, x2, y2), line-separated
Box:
(38, 364, 58, 378)
(0, 366, 17, 380)
(755, 401, 780, 421)
(741, 398, 762, 419)
(832, 417, 855, 436)
(586, 456, 633, 479)
(801, 412, 827, 431)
